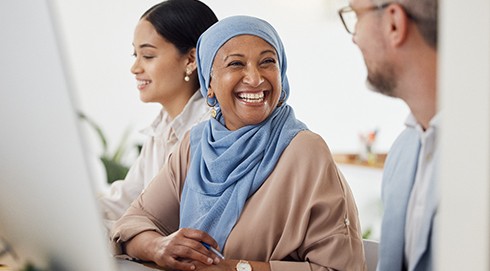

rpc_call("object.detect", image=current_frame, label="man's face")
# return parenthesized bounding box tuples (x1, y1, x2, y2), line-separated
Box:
(351, 0, 398, 97)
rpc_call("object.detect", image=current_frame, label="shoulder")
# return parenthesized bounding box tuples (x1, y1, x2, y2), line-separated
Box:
(390, 127, 420, 151)
(185, 93, 212, 123)
(286, 130, 332, 158)
(167, 131, 192, 177)
(382, 127, 421, 190)
(277, 130, 337, 179)
(384, 127, 420, 169)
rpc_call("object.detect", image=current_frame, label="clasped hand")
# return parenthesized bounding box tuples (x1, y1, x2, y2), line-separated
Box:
(147, 228, 224, 271)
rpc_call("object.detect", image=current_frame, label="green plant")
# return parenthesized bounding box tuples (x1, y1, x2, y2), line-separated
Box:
(362, 227, 373, 239)
(78, 112, 133, 184)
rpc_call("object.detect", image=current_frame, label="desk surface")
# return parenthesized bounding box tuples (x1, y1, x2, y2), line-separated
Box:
(0, 259, 164, 271)
(116, 259, 165, 271)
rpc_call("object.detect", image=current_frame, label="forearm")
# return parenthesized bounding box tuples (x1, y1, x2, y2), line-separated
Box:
(98, 156, 146, 221)
(124, 230, 163, 262)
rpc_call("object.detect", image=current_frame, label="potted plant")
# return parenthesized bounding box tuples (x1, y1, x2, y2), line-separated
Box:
(78, 112, 136, 184)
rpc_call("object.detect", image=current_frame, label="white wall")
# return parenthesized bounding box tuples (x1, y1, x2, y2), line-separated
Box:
(51, 1, 407, 151)
(49, 0, 409, 240)
(438, 0, 490, 269)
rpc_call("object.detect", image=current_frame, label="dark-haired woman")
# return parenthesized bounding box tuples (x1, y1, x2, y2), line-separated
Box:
(98, 0, 218, 228)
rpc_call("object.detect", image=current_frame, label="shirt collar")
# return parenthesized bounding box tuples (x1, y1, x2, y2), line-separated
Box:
(171, 91, 211, 140)
(139, 91, 210, 141)
(404, 112, 440, 134)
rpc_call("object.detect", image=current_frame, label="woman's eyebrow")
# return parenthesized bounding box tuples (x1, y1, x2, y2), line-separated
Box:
(132, 43, 157, 49)
(261, 49, 276, 56)
(223, 50, 276, 61)
(224, 53, 244, 61)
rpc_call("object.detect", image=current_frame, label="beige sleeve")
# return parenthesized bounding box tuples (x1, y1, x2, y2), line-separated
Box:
(110, 133, 191, 255)
(109, 130, 366, 270)
(224, 131, 366, 271)
(278, 132, 366, 271)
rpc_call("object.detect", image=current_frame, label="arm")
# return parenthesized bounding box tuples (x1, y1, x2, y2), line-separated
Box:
(221, 131, 366, 271)
(125, 229, 222, 271)
(111, 133, 219, 270)
(110, 137, 185, 254)
(98, 136, 156, 222)
(275, 132, 366, 271)
(191, 132, 364, 271)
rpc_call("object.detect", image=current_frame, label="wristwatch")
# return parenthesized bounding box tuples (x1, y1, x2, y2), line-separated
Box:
(235, 260, 252, 271)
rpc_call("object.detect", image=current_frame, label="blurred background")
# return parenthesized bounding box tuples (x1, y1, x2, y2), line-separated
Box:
(50, 0, 411, 240)
(51, 0, 408, 162)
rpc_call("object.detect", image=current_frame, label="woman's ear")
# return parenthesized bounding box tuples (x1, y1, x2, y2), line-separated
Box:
(207, 85, 214, 98)
(186, 48, 197, 72)
(386, 3, 410, 47)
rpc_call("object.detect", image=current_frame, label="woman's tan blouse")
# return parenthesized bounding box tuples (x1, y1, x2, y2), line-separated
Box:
(111, 130, 367, 271)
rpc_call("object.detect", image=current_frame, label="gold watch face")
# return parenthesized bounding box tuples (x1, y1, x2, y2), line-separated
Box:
(236, 260, 252, 271)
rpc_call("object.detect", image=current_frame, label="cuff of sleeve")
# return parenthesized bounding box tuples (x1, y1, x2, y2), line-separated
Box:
(110, 216, 164, 256)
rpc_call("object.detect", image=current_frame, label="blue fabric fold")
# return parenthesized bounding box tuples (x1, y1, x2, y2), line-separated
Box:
(179, 15, 307, 250)
(181, 105, 306, 249)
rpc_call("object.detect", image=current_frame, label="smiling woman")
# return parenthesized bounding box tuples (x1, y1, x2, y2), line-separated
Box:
(96, 0, 218, 229)
(53, 0, 408, 171)
(111, 15, 367, 271)
(207, 35, 282, 130)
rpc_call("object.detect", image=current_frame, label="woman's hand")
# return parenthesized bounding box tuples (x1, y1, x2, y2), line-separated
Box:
(125, 228, 221, 271)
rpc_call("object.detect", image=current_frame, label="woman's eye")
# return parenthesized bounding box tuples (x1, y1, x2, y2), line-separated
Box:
(227, 61, 243, 67)
(262, 58, 277, 64)
(132, 51, 155, 59)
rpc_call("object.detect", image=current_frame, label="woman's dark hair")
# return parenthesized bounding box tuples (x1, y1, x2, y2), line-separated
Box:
(141, 0, 218, 54)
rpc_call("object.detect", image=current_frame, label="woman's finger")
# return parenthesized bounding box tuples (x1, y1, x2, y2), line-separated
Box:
(152, 230, 217, 267)
(172, 229, 220, 260)
(180, 228, 220, 252)
(171, 243, 215, 265)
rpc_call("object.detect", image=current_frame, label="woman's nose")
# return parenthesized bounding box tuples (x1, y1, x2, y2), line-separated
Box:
(242, 65, 264, 87)
(130, 59, 142, 74)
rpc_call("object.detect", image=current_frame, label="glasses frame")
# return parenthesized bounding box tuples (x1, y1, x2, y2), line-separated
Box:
(338, 2, 392, 35)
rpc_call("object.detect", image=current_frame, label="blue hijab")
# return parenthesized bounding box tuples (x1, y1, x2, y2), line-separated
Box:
(179, 15, 307, 250)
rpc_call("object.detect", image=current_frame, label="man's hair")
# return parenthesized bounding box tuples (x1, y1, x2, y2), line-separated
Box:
(374, 0, 438, 48)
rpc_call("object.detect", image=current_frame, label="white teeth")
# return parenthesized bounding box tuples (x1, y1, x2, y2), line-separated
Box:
(238, 92, 265, 103)
(137, 80, 150, 87)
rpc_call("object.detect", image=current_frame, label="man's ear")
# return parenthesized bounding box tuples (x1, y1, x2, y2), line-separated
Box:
(186, 48, 197, 72)
(385, 4, 410, 47)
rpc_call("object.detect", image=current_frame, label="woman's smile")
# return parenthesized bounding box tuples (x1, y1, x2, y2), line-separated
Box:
(236, 90, 270, 104)
(209, 35, 281, 130)
(136, 79, 151, 91)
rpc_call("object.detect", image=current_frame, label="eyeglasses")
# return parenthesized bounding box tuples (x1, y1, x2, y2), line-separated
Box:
(338, 2, 392, 35)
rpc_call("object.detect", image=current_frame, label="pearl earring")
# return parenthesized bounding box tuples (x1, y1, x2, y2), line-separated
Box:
(184, 67, 192, 82)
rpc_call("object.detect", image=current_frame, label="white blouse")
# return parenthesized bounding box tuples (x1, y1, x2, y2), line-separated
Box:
(98, 91, 210, 228)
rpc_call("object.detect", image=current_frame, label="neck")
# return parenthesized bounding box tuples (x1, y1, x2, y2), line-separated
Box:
(396, 40, 438, 130)
(161, 86, 197, 119)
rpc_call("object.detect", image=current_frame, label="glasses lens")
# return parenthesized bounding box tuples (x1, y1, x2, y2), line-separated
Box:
(342, 10, 357, 34)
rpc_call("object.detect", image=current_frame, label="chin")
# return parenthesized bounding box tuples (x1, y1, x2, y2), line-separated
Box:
(139, 93, 153, 103)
